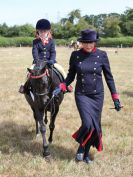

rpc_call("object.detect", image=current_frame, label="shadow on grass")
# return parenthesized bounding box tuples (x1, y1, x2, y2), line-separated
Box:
(123, 91, 133, 97)
(0, 121, 75, 161)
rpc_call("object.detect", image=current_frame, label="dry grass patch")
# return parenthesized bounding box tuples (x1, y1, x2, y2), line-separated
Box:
(0, 47, 133, 177)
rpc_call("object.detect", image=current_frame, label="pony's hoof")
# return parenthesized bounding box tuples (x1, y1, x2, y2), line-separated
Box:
(44, 154, 52, 163)
(43, 145, 50, 158)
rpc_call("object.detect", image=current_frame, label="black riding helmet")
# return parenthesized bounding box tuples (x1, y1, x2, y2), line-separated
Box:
(36, 19, 51, 30)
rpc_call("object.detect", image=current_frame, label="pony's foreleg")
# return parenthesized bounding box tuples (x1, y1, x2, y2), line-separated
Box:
(33, 110, 39, 136)
(37, 111, 50, 157)
(48, 106, 59, 143)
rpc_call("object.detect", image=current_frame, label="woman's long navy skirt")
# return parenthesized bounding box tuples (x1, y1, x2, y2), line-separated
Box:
(72, 92, 104, 151)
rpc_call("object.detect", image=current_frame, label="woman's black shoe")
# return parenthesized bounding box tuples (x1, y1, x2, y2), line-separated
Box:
(83, 155, 93, 164)
(75, 153, 84, 162)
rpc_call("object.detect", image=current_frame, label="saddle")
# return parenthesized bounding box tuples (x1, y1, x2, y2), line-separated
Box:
(53, 67, 64, 83)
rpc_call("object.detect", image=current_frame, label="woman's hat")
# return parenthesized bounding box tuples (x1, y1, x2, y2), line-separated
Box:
(77, 29, 99, 42)
(36, 19, 51, 30)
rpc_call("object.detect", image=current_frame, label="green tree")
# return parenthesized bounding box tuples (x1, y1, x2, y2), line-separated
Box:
(0, 23, 8, 36)
(68, 9, 81, 24)
(19, 24, 34, 37)
(120, 8, 133, 35)
(103, 16, 121, 37)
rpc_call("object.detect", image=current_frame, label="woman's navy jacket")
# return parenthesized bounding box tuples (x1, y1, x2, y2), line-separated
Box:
(32, 38, 56, 64)
(65, 48, 117, 95)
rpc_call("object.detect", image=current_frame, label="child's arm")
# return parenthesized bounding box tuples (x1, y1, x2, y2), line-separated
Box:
(32, 40, 39, 63)
(48, 40, 56, 65)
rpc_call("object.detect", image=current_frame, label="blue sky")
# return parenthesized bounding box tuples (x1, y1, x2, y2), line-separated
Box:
(0, 0, 133, 26)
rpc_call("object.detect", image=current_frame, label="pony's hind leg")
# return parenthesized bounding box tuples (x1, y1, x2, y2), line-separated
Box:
(33, 110, 40, 137)
(48, 106, 59, 143)
(44, 110, 48, 124)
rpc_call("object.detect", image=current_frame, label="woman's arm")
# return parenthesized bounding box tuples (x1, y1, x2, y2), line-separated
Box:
(102, 51, 117, 95)
(65, 52, 77, 86)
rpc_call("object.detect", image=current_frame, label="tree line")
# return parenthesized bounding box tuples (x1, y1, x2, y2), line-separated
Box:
(0, 8, 132, 40)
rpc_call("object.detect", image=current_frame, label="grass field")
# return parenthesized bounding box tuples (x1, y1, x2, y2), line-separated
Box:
(0, 47, 133, 177)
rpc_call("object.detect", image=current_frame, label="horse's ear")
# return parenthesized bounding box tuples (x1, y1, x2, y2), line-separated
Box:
(27, 68, 32, 73)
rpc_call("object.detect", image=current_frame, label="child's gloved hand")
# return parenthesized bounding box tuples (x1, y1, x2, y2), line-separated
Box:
(53, 88, 61, 96)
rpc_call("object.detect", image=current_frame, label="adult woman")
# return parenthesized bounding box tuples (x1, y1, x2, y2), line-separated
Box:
(57, 29, 122, 164)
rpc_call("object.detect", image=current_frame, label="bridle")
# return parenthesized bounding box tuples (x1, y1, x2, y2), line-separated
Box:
(28, 66, 57, 116)
(29, 69, 49, 79)
(29, 67, 53, 96)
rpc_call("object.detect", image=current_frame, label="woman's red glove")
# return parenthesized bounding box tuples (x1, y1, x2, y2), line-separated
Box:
(59, 83, 67, 92)
(111, 93, 119, 101)
(59, 83, 73, 92)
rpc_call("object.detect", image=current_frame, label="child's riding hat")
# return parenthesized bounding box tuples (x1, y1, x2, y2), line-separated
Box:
(36, 19, 51, 30)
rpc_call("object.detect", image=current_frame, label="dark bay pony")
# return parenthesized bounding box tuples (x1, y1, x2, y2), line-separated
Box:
(24, 61, 64, 158)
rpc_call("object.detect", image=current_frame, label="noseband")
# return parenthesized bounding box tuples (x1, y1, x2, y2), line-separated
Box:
(29, 69, 50, 96)
(29, 69, 49, 79)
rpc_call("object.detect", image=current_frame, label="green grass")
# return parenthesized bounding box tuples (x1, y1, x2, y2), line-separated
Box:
(0, 47, 133, 177)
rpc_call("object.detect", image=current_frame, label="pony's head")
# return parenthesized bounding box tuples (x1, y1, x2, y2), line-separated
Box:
(28, 60, 48, 76)
(27, 61, 50, 100)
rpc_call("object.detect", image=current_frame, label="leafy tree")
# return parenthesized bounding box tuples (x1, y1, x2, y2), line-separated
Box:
(103, 16, 121, 37)
(0, 23, 8, 36)
(120, 8, 133, 35)
(68, 9, 81, 24)
(19, 24, 34, 37)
